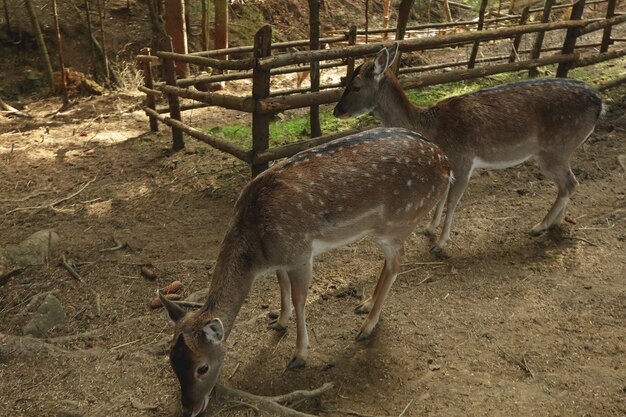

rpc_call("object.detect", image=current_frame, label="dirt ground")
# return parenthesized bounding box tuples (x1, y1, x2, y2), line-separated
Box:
(1, 1, 626, 415)
(1, 71, 625, 417)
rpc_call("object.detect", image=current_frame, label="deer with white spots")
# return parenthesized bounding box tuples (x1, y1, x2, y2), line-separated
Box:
(158, 127, 450, 417)
(334, 43, 603, 254)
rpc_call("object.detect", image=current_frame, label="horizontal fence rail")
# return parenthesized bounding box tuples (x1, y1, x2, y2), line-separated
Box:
(138, 1, 626, 177)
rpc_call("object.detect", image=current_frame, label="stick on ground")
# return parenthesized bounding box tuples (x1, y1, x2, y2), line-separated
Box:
(61, 254, 83, 282)
(216, 382, 334, 417)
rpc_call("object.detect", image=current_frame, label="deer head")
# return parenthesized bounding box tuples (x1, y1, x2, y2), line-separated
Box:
(333, 42, 399, 119)
(159, 291, 225, 417)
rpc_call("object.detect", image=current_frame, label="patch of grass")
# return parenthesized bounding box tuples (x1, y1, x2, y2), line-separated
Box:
(208, 110, 375, 149)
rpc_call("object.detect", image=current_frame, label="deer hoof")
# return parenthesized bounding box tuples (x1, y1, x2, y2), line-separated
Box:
(430, 245, 447, 258)
(530, 224, 547, 236)
(267, 319, 287, 331)
(354, 303, 370, 315)
(287, 356, 306, 369)
(355, 329, 371, 342)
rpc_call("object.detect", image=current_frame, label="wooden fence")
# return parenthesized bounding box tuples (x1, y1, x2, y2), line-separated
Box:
(137, 0, 626, 177)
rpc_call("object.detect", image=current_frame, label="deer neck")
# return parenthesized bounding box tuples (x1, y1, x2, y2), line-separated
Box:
(373, 74, 437, 139)
(201, 228, 258, 340)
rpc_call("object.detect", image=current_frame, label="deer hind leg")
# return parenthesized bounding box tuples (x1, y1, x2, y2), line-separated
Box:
(356, 241, 403, 341)
(426, 181, 450, 235)
(286, 261, 312, 369)
(268, 269, 292, 331)
(432, 169, 471, 254)
(354, 261, 387, 315)
(531, 159, 578, 236)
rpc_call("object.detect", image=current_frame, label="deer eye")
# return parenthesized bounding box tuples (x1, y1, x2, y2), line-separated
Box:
(197, 365, 209, 375)
(352, 86, 361, 92)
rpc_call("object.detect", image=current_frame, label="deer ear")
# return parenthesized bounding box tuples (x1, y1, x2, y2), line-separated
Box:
(203, 318, 224, 345)
(158, 289, 186, 324)
(373, 47, 390, 78)
(388, 42, 400, 66)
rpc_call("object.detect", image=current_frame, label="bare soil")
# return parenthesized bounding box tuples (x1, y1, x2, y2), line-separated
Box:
(1, 1, 626, 416)
(0, 77, 625, 417)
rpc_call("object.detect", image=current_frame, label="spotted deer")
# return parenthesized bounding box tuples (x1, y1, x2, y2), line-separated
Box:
(159, 127, 450, 417)
(333, 43, 603, 253)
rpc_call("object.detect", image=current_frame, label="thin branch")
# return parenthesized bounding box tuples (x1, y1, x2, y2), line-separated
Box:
(61, 254, 83, 282)
(4, 177, 96, 215)
(100, 236, 128, 252)
(562, 236, 599, 247)
(398, 399, 414, 417)
(496, 345, 534, 378)
(216, 383, 334, 417)
(0, 190, 55, 203)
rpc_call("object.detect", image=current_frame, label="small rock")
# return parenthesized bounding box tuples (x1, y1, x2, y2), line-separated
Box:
(428, 363, 441, 371)
(130, 398, 158, 411)
(23, 294, 67, 337)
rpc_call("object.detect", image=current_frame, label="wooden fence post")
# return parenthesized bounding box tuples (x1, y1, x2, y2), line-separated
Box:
(468, 0, 488, 69)
(393, 0, 414, 74)
(556, 0, 586, 78)
(528, 0, 555, 77)
(142, 49, 159, 132)
(309, 0, 322, 138)
(252, 25, 272, 177)
(509, 6, 531, 62)
(163, 55, 184, 150)
(346, 25, 357, 80)
(600, 0, 617, 52)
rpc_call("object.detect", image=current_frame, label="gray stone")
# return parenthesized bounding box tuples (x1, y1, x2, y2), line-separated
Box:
(23, 294, 67, 337)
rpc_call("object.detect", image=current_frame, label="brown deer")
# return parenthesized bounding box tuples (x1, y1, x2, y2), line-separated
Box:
(333, 43, 603, 253)
(158, 127, 450, 417)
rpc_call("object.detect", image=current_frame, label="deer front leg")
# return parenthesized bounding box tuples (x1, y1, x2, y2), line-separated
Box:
(268, 270, 291, 331)
(432, 169, 471, 254)
(286, 262, 312, 369)
(357, 242, 403, 341)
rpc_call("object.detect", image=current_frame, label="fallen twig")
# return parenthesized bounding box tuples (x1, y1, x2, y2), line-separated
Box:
(100, 235, 128, 252)
(228, 362, 241, 380)
(497, 345, 534, 378)
(318, 409, 386, 417)
(4, 177, 96, 215)
(562, 236, 599, 247)
(398, 399, 414, 417)
(61, 254, 82, 282)
(0, 190, 55, 203)
(0, 97, 33, 118)
(216, 383, 334, 417)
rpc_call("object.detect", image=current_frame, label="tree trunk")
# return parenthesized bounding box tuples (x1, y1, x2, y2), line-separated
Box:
(382, 0, 391, 40)
(441, 0, 452, 22)
(164, 0, 189, 76)
(24, 0, 55, 93)
(214, 0, 228, 56)
(3, 0, 12, 36)
(365, 0, 369, 43)
(51, 0, 68, 106)
(83, 0, 98, 79)
(201, 0, 210, 51)
(96, 0, 111, 84)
